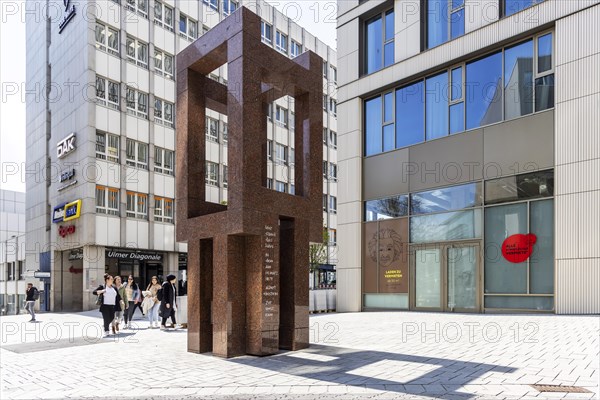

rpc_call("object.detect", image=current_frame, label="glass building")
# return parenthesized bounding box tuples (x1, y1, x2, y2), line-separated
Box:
(336, 0, 600, 313)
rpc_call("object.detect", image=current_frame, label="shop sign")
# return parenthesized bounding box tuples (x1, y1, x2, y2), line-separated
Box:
(106, 249, 163, 262)
(57, 133, 76, 158)
(34, 271, 52, 278)
(52, 203, 67, 223)
(69, 249, 83, 261)
(58, 225, 76, 238)
(53, 199, 82, 223)
(69, 266, 83, 274)
(58, 0, 76, 34)
(58, 169, 77, 191)
(502, 234, 537, 263)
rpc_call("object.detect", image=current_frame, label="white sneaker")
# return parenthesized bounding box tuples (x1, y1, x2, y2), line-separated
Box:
(103, 332, 110, 338)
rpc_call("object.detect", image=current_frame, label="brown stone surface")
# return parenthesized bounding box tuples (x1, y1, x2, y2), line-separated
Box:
(176, 7, 323, 358)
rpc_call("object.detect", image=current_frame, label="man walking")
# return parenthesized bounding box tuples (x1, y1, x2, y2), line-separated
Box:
(25, 283, 39, 322)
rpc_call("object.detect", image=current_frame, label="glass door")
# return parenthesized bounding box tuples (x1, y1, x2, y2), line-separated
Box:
(413, 247, 443, 310)
(447, 244, 479, 312)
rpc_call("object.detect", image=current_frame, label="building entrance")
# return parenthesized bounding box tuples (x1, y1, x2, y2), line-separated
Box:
(410, 241, 481, 312)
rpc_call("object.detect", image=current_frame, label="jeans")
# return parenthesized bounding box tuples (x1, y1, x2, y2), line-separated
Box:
(100, 304, 115, 333)
(25, 301, 35, 320)
(126, 301, 138, 323)
(148, 301, 160, 324)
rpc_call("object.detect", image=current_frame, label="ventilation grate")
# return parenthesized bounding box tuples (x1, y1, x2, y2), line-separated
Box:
(530, 384, 592, 393)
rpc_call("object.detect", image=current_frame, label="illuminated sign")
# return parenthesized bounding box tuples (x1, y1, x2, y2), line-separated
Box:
(58, 225, 76, 238)
(52, 203, 66, 223)
(63, 199, 82, 222)
(58, 0, 76, 34)
(502, 234, 537, 263)
(57, 133, 76, 159)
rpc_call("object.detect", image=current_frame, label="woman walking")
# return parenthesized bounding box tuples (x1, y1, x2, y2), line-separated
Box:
(93, 274, 121, 337)
(144, 276, 162, 329)
(160, 274, 177, 330)
(125, 275, 141, 329)
(113, 276, 127, 332)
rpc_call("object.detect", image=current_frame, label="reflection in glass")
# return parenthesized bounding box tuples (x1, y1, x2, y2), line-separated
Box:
(426, 72, 449, 140)
(384, 92, 393, 122)
(485, 170, 554, 204)
(396, 81, 425, 148)
(451, 67, 462, 101)
(365, 96, 382, 156)
(504, 0, 545, 17)
(384, 42, 395, 67)
(427, 0, 448, 48)
(484, 295, 553, 310)
(450, 8, 464, 39)
(385, 10, 395, 40)
(383, 125, 395, 152)
(447, 246, 477, 309)
(466, 52, 502, 130)
(411, 183, 481, 215)
(365, 195, 409, 221)
(366, 16, 383, 74)
(415, 249, 441, 308)
(538, 33, 553, 73)
(535, 75, 554, 111)
(450, 102, 464, 134)
(530, 199, 554, 294)
(504, 40, 533, 120)
(410, 209, 482, 243)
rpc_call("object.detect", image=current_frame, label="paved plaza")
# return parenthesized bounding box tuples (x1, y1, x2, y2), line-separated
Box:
(0, 311, 598, 399)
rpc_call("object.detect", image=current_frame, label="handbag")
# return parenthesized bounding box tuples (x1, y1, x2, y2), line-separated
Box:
(95, 285, 104, 306)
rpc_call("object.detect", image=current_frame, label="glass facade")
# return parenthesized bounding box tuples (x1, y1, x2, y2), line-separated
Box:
(504, 0, 545, 17)
(365, 9, 394, 75)
(427, 0, 465, 49)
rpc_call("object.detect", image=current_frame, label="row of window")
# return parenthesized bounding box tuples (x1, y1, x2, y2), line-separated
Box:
(323, 161, 338, 181)
(323, 128, 338, 149)
(366, 1, 547, 75)
(323, 95, 338, 116)
(365, 32, 554, 156)
(95, 75, 175, 127)
(96, 185, 174, 223)
(265, 178, 296, 195)
(323, 194, 338, 214)
(206, 117, 228, 143)
(96, 131, 175, 176)
(365, 170, 553, 221)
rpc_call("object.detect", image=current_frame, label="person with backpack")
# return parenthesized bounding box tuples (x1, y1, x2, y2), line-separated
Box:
(144, 276, 162, 329)
(93, 274, 122, 337)
(24, 283, 39, 322)
(159, 274, 177, 330)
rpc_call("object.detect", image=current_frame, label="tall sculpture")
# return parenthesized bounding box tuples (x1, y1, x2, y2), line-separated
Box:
(176, 7, 323, 358)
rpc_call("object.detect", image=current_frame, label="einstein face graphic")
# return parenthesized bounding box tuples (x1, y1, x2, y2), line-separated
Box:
(378, 237, 395, 268)
(369, 228, 403, 268)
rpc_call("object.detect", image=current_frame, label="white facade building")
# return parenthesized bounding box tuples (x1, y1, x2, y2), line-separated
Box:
(25, 0, 337, 311)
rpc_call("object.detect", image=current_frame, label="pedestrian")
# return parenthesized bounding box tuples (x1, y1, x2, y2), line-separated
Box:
(113, 275, 127, 332)
(144, 276, 161, 329)
(160, 274, 177, 330)
(125, 275, 141, 328)
(93, 274, 121, 337)
(24, 283, 39, 322)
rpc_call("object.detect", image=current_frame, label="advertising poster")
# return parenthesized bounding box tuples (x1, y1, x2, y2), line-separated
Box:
(378, 218, 409, 293)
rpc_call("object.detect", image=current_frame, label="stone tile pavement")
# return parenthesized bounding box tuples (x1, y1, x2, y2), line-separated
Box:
(0, 310, 598, 399)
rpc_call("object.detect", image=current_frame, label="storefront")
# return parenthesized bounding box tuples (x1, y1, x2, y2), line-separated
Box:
(363, 170, 554, 312)
(105, 248, 164, 288)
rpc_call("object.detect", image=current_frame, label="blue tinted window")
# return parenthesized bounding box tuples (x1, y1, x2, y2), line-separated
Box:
(449, 103, 464, 134)
(426, 72, 449, 140)
(366, 16, 382, 74)
(427, 0, 448, 48)
(451, 67, 462, 101)
(452, 0, 464, 8)
(504, 40, 533, 120)
(504, 0, 544, 17)
(396, 82, 424, 148)
(365, 195, 408, 221)
(538, 33, 552, 73)
(535, 75, 554, 111)
(385, 10, 394, 41)
(365, 97, 382, 156)
(383, 125, 395, 152)
(466, 52, 502, 130)
(384, 42, 394, 67)
(450, 8, 464, 39)
(411, 183, 481, 215)
(384, 92, 393, 122)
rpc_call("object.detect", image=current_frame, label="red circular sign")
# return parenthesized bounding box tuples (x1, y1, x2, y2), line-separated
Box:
(502, 234, 537, 263)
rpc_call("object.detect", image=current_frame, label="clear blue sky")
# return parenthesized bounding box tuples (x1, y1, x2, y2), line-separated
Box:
(0, 0, 337, 193)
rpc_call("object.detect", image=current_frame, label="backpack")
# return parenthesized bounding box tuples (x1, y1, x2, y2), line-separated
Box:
(156, 287, 164, 302)
(32, 288, 40, 301)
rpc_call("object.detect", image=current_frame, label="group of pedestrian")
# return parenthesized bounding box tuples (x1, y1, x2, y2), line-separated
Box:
(93, 273, 179, 337)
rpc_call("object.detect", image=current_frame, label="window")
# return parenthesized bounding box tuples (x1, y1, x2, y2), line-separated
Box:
(267, 140, 273, 161)
(329, 229, 337, 245)
(154, 147, 175, 176)
(411, 209, 482, 243)
(126, 36, 148, 68)
(223, 165, 228, 187)
(503, 0, 545, 17)
(396, 81, 424, 149)
(96, 131, 120, 162)
(154, 197, 174, 223)
(275, 143, 288, 165)
(323, 95, 328, 112)
(206, 117, 219, 142)
(365, 195, 409, 221)
(365, 9, 394, 74)
(323, 160, 328, 178)
(291, 40, 302, 58)
(329, 130, 338, 148)
(411, 182, 482, 215)
(126, 87, 148, 118)
(95, 76, 119, 110)
(330, 66, 337, 84)
(96, 185, 119, 216)
(203, 0, 218, 10)
(275, 180, 287, 193)
(466, 51, 503, 129)
(323, 128, 328, 144)
(365, 96, 383, 156)
(275, 31, 288, 54)
(426, 0, 465, 49)
(223, 0, 238, 16)
(125, 0, 148, 19)
(154, 1, 174, 32)
(223, 123, 228, 142)
(485, 170, 553, 205)
(449, 67, 464, 134)
(535, 33, 554, 111)
(261, 21, 272, 44)
(426, 72, 449, 140)
(329, 163, 338, 181)
(154, 49, 174, 79)
(323, 61, 328, 78)
(179, 14, 198, 41)
(323, 194, 328, 211)
(329, 98, 337, 116)
(206, 162, 219, 186)
(329, 196, 337, 213)
(266, 178, 273, 189)
(126, 191, 148, 219)
(275, 105, 288, 127)
(154, 98, 174, 127)
(504, 40, 534, 120)
(95, 23, 119, 56)
(125, 139, 148, 169)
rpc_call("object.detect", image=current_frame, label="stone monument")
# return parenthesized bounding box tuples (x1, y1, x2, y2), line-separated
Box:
(176, 7, 323, 358)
